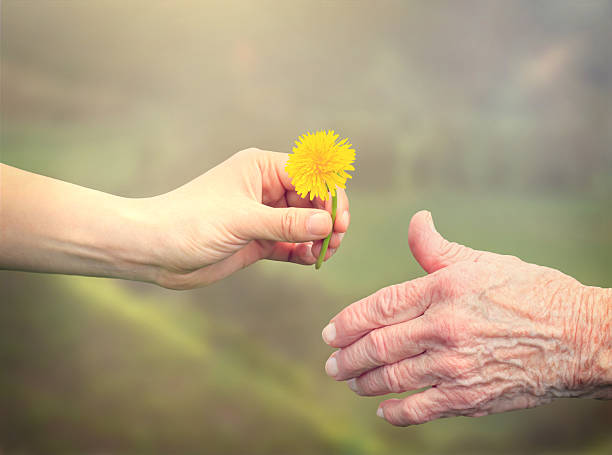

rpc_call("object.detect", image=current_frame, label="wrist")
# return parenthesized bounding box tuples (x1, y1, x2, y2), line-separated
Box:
(570, 285, 612, 398)
(104, 196, 166, 284)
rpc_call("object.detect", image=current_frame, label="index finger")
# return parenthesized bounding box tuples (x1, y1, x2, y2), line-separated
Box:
(255, 149, 351, 231)
(322, 274, 438, 348)
(252, 149, 295, 204)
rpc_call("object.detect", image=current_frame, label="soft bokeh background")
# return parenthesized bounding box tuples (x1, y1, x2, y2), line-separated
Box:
(1, 0, 611, 453)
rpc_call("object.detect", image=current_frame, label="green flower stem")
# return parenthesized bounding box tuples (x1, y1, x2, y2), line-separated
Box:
(315, 190, 337, 270)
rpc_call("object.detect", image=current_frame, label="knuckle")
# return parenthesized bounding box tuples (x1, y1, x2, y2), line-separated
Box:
(381, 364, 404, 393)
(281, 208, 301, 239)
(375, 284, 403, 322)
(433, 317, 454, 343)
(340, 305, 358, 328)
(369, 330, 391, 364)
(400, 281, 423, 308)
(434, 267, 462, 294)
(238, 147, 261, 157)
(234, 147, 264, 165)
(435, 354, 473, 379)
(357, 374, 375, 395)
(436, 265, 478, 299)
(401, 400, 431, 425)
(442, 387, 484, 413)
(433, 316, 467, 345)
(342, 304, 366, 334)
(427, 276, 445, 301)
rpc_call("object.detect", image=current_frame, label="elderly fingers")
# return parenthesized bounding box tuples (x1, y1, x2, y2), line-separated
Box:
(326, 318, 436, 381)
(377, 386, 453, 426)
(347, 353, 438, 396)
(323, 275, 439, 348)
(376, 383, 531, 426)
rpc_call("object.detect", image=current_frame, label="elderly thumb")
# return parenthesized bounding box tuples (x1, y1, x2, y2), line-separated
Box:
(408, 210, 483, 273)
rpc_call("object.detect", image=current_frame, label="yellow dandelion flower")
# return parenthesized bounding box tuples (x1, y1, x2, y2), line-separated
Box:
(285, 130, 356, 201)
(286, 130, 356, 270)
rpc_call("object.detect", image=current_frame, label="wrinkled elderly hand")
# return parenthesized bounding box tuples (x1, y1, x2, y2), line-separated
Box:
(322, 211, 611, 426)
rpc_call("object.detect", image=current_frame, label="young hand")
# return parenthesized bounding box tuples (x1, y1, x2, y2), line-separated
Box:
(140, 148, 350, 288)
(0, 148, 350, 289)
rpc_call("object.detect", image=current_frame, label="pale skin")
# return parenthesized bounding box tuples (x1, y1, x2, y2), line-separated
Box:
(323, 211, 611, 426)
(0, 148, 350, 289)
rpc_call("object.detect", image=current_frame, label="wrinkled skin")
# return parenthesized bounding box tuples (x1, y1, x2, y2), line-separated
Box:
(323, 211, 611, 426)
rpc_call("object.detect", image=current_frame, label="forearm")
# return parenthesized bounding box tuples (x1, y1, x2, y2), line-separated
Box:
(575, 285, 612, 398)
(0, 164, 158, 282)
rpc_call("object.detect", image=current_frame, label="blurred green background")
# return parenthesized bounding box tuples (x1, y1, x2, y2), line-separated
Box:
(1, 1, 611, 453)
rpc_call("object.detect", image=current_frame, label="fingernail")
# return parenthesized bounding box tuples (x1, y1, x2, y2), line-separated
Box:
(325, 355, 338, 377)
(338, 233, 345, 242)
(347, 378, 360, 394)
(376, 407, 385, 419)
(308, 212, 331, 236)
(322, 322, 336, 343)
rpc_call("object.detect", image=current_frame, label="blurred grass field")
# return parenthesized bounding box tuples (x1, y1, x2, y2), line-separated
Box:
(2, 1, 612, 453)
